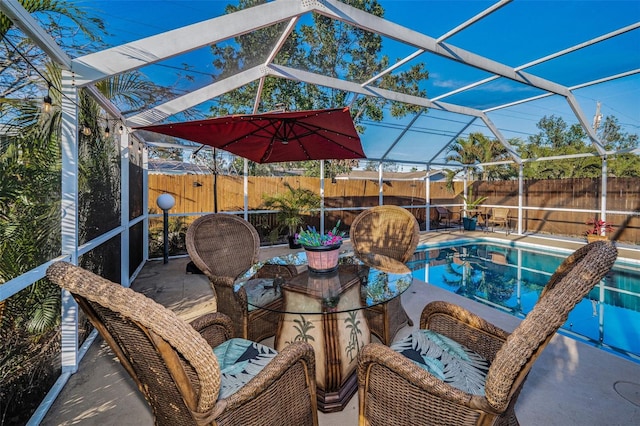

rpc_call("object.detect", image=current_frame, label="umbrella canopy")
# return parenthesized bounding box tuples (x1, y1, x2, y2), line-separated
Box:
(136, 107, 365, 163)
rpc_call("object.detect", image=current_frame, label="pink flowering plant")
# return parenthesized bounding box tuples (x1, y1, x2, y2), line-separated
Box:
(585, 218, 613, 236)
(296, 221, 346, 247)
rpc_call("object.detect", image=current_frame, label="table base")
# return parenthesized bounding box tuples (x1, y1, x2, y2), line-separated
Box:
(276, 268, 368, 413)
(316, 372, 358, 413)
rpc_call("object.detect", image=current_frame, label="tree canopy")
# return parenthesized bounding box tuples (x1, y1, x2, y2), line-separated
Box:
(207, 0, 429, 177)
(443, 115, 639, 184)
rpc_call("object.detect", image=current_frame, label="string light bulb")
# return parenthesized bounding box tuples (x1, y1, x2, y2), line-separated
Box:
(43, 85, 52, 113)
(82, 123, 92, 136)
(104, 126, 110, 138)
(118, 125, 124, 135)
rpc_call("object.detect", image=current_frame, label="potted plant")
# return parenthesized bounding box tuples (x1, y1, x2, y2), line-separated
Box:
(585, 218, 613, 242)
(461, 189, 487, 231)
(262, 183, 320, 249)
(296, 221, 346, 272)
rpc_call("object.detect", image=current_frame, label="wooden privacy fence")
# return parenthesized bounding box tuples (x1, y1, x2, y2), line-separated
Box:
(149, 175, 461, 213)
(149, 174, 639, 243)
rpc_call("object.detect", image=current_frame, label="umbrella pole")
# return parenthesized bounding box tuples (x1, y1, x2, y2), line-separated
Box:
(214, 172, 218, 213)
(213, 148, 218, 213)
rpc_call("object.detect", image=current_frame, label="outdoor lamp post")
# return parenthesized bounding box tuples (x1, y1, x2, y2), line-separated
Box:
(156, 194, 175, 264)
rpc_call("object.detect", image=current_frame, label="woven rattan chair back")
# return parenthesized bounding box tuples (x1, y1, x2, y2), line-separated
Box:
(487, 208, 510, 233)
(46, 261, 221, 426)
(186, 214, 260, 280)
(350, 205, 420, 344)
(484, 240, 618, 413)
(350, 205, 420, 264)
(186, 213, 286, 341)
(435, 206, 457, 228)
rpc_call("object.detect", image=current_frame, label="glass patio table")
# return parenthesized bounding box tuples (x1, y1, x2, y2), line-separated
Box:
(234, 251, 413, 413)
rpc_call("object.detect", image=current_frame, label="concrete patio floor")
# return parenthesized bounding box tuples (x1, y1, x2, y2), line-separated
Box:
(41, 232, 640, 425)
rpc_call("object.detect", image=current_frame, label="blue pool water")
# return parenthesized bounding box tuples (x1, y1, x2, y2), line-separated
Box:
(408, 242, 640, 364)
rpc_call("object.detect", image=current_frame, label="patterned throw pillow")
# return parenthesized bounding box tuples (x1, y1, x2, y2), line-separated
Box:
(390, 329, 490, 395)
(213, 338, 278, 399)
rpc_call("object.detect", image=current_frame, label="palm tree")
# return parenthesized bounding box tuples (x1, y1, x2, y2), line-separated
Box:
(444, 133, 484, 192)
(444, 132, 515, 190)
(446, 134, 483, 167)
(262, 183, 320, 247)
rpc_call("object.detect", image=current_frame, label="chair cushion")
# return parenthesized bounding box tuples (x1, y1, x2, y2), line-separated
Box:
(390, 329, 490, 395)
(213, 338, 278, 399)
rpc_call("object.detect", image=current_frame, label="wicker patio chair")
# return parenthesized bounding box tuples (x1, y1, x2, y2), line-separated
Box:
(358, 240, 617, 426)
(435, 206, 460, 229)
(186, 213, 294, 342)
(350, 205, 420, 345)
(486, 208, 511, 234)
(46, 261, 318, 426)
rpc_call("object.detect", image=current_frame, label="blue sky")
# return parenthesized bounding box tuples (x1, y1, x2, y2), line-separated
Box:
(76, 0, 640, 162)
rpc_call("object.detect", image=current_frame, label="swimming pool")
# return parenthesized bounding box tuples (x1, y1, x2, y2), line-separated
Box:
(408, 241, 640, 364)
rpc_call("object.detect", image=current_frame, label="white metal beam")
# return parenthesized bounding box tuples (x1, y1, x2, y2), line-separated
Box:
(0, 0, 72, 68)
(365, 157, 449, 167)
(521, 151, 600, 162)
(378, 163, 383, 205)
(518, 164, 524, 234)
(484, 69, 640, 114)
(436, 0, 512, 43)
(361, 49, 425, 87)
(517, 22, 640, 72)
(253, 17, 299, 112)
(84, 85, 126, 122)
(119, 126, 130, 288)
(380, 110, 425, 160)
(252, 77, 267, 114)
(142, 140, 149, 261)
(267, 64, 485, 117)
(127, 60, 488, 129)
(435, 22, 640, 103)
(569, 69, 640, 91)
(364, 0, 511, 87)
(265, 17, 299, 65)
(126, 66, 269, 126)
(601, 157, 608, 231)
(314, 0, 571, 97)
(479, 113, 523, 164)
(431, 76, 500, 102)
(565, 92, 606, 154)
(70, 0, 310, 86)
(428, 119, 476, 164)
(60, 69, 79, 373)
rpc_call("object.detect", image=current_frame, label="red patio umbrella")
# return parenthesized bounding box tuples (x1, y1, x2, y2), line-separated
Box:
(136, 107, 365, 163)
